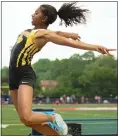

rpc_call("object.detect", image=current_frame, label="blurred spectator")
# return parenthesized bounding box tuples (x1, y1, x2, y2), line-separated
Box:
(98, 96, 101, 104)
(70, 96, 73, 104)
(115, 96, 118, 100)
(95, 95, 98, 103)
(81, 96, 85, 104)
(55, 100, 60, 106)
(46, 97, 50, 104)
(63, 94, 66, 103)
(115, 96, 118, 99)
(60, 96, 64, 104)
(95, 95, 101, 104)
(85, 97, 89, 104)
(72, 94, 76, 103)
(38, 94, 43, 104)
(66, 96, 70, 104)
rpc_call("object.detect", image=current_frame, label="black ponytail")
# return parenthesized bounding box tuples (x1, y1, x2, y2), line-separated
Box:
(57, 2, 90, 27)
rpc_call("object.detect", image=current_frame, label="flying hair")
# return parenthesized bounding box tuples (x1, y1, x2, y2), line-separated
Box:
(57, 2, 90, 27)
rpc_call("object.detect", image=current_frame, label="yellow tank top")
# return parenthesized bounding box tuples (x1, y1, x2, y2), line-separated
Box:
(10, 29, 40, 67)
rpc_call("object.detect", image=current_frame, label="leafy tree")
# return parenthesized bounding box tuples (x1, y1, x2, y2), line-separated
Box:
(1, 51, 116, 98)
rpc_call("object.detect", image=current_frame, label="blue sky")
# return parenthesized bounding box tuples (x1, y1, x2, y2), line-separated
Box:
(2, 2, 117, 67)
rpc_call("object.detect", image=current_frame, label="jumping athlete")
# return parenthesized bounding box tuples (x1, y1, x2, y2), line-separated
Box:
(9, 2, 116, 136)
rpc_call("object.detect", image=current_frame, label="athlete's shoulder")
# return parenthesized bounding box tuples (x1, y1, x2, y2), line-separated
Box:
(18, 29, 32, 37)
(25, 29, 32, 32)
(31, 29, 52, 33)
(32, 29, 53, 39)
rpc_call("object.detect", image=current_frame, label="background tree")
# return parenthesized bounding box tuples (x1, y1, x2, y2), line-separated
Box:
(1, 51, 117, 97)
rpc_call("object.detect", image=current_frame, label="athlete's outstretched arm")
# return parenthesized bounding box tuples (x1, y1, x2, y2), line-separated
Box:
(34, 29, 116, 56)
(46, 32, 97, 50)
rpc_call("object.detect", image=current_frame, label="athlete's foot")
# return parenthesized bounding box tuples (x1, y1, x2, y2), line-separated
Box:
(52, 113, 68, 135)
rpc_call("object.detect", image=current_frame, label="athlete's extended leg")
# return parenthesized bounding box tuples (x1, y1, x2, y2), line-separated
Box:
(10, 89, 60, 136)
(10, 90, 18, 112)
(17, 85, 54, 124)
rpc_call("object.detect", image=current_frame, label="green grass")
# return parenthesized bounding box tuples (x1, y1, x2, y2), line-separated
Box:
(2, 104, 117, 136)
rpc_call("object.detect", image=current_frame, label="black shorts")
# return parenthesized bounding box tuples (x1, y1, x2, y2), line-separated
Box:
(8, 65, 36, 90)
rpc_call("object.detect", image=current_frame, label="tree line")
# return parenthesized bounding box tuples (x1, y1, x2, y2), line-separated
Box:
(1, 51, 117, 98)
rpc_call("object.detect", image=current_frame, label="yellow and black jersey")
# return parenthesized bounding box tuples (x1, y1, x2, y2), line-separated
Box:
(9, 29, 40, 67)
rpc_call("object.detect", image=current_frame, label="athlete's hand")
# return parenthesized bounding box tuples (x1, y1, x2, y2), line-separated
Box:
(96, 45, 116, 56)
(70, 33, 81, 41)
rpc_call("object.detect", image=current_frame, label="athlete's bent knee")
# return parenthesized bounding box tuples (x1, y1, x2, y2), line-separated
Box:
(19, 114, 32, 127)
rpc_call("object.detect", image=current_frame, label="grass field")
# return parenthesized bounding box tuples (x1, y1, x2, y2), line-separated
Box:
(1, 104, 117, 136)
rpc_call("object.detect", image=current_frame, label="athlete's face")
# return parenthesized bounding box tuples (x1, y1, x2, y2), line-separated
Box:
(31, 7, 45, 26)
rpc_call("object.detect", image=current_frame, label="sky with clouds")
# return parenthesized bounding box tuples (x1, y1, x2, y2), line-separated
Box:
(2, 1, 117, 67)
